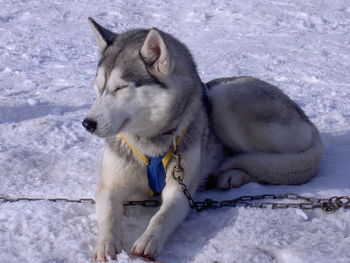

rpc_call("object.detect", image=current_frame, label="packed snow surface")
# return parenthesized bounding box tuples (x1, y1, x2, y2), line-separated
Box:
(1, 0, 350, 262)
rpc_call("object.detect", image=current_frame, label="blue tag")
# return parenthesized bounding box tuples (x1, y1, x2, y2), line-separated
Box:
(147, 155, 166, 195)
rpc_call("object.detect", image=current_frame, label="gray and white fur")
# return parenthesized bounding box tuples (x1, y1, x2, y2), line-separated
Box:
(82, 18, 322, 261)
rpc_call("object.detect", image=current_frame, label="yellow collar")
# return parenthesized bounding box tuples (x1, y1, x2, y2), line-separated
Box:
(119, 129, 187, 170)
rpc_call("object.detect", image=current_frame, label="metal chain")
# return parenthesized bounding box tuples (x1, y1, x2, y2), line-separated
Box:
(0, 196, 161, 207)
(2, 192, 349, 213)
(1, 141, 349, 213)
(0, 197, 95, 204)
(170, 142, 350, 214)
(172, 178, 350, 213)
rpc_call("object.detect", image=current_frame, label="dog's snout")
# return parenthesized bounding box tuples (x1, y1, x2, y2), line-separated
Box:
(82, 118, 97, 133)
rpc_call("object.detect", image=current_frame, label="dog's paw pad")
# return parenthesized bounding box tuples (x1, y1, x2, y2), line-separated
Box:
(93, 239, 122, 262)
(216, 170, 251, 189)
(131, 234, 162, 260)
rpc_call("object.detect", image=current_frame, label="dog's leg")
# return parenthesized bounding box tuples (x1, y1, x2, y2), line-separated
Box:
(131, 184, 190, 259)
(93, 187, 128, 261)
(93, 145, 141, 261)
(214, 134, 322, 189)
(131, 145, 200, 259)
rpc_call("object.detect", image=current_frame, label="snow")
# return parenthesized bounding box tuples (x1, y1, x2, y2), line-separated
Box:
(0, 0, 350, 262)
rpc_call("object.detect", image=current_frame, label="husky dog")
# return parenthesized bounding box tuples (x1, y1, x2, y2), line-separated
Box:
(82, 18, 322, 261)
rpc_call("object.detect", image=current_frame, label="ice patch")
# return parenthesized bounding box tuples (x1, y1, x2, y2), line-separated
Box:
(295, 209, 308, 221)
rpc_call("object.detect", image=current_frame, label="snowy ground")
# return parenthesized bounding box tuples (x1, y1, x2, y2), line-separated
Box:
(1, 0, 350, 262)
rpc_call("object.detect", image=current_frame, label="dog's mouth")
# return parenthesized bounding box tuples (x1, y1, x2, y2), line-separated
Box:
(118, 118, 130, 133)
(91, 118, 131, 139)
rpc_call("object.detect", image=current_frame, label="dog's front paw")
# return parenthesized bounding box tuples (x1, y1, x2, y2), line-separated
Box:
(93, 239, 122, 262)
(131, 233, 163, 260)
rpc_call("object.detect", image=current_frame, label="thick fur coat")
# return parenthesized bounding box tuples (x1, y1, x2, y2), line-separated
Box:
(82, 18, 322, 261)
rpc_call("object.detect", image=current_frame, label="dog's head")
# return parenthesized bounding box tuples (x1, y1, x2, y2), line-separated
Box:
(82, 18, 200, 138)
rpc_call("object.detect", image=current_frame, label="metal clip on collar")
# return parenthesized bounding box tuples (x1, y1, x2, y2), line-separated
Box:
(171, 134, 184, 180)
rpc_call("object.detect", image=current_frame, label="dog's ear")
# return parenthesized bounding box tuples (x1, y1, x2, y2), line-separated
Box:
(88, 17, 117, 50)
(140, 28, 174, 75)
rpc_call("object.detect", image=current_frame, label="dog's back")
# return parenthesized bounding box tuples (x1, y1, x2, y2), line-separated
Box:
(207, 76, 322, 186)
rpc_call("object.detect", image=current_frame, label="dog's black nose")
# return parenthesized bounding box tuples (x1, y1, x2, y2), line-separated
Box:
(82, 119, 97, 133)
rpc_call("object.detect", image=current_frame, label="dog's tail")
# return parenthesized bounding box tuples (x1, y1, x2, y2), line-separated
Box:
(217, 129, 323, 185)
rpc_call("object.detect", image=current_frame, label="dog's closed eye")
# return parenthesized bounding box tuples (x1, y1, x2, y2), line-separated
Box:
(113, 85, 128, 94)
